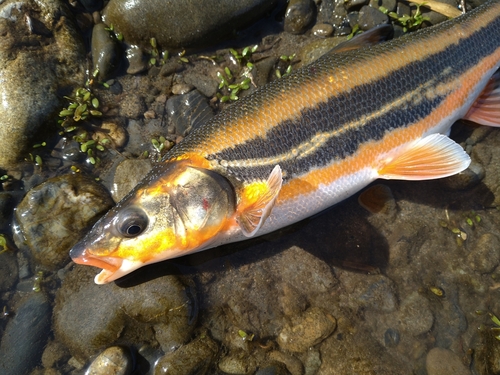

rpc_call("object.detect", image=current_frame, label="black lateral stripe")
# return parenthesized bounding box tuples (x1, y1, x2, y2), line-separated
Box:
(208, 10, 500, 182)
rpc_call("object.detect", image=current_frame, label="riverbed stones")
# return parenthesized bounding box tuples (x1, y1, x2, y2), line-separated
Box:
(91, 22, 122, 80)
(85, 346, 132, 375)
(467, 232, 500, 274)
(0, 0, 85, 169)
(0, 292, 52, 375)
(284, 0, 315, 34)
(277, 307, 336, 352)
(54, 265, 197, 362)
(154, 334, 218, 375)
(15, 174, 114, 270)
(426, 347, 470, 375)
(102, 0, 279, 49)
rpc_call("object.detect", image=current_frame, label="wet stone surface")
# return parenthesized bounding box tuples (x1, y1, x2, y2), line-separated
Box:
(15, 174, 114, 270)
(0, 292, 52, 375)
(0, 0, 85, 169)
(54, 265, 197, 362)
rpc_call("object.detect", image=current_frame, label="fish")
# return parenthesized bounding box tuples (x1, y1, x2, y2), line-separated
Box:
(71, 0, 500, 284)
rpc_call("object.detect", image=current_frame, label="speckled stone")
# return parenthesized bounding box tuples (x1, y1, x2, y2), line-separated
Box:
(426, 347, 471, 375)
(15, 174, 114, 270)
(277, 307, 336, 352)
(218, 349, 257, 375)
(86, 346, 132, 375)
(0, 0, 85, 169)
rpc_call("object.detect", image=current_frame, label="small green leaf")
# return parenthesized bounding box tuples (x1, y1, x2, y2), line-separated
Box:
(92, 98, 99, 109)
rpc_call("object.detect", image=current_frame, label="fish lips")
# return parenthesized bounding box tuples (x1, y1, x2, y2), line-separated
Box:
(70, 241, 123, 276)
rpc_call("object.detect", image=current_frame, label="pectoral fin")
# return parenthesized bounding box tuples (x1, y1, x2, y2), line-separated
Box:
(378, 134, 470, 180)
(463, 71, 500, 127)
(236, 165, 283, 237)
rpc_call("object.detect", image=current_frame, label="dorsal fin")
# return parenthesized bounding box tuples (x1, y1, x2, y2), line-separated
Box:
(329, 24, 393, 54)
(463, 71, 500, 127)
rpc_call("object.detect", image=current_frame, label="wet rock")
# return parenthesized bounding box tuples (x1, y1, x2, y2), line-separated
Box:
(86, 346, 132, 375)
(277, 307, 336, 352)
(154, 334, 218, 375)
(103, 0, 279, 49)
(0, 0, 85, 169)
(426, 347, 470, 375)
(218, 349, 257, 375)
(111, 159, 152, 202)
(383, 328, 400, 348)
(92, 22, 121, 80)
(443, 161, 485, 190)
(93, 121, 128, 149)
(54, 266, 197, 361)
(350, 274, 398, 312)
(369, 0, 396, 12)
(0, 292, 52, 375)
(0, 249, 18, 292)
(358, 5, 389, 30)
(297, 36, 349, 67)
(284, 0, 315, 34)
(167, 90, 214, 136)
(256, 362, 290, 375)
(467, 233, 500, 274)
(125, 46, 148, 75)
(267, 351, 303, 375)
(183, 71, 219, 98)
(396, 293, 434, 337)
(345, 0, 369, 10)
(15, 174, 114, 270)
(311, 23, 334, 37)
(42, 339, 69, 369)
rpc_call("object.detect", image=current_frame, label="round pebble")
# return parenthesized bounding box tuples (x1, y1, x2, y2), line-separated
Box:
(218, 349, 257, 375)
(426, 347, 470, 375)
(86, 346, 132, 375)
(312, 23, 334, 37)
(91, 23, 121, 80)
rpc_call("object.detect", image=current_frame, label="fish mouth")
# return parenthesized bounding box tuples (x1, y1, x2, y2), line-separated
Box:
(70, 243, 124, 284)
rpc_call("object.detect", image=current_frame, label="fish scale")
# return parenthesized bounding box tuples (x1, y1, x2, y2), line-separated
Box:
(71, 0, 500, 284)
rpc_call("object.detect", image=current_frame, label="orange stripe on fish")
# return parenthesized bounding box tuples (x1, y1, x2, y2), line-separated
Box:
(71, 0, 500, 284)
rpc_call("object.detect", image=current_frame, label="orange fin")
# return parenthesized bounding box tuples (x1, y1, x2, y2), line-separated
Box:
(236, 165, 283, 237)
(378, 134, 470, 180)
(330, 24, 393, 54)
(463, 71, 500, 126)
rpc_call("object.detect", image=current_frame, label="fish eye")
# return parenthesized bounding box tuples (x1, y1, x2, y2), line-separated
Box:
(116, 207, 149, 238)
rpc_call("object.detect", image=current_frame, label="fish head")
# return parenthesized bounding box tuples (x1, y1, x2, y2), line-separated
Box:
(70, 160, 236, 284)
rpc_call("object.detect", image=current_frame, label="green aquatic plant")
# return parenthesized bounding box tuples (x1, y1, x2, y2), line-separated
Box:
(380, 3, 430, 32)
(217, 68, 252, 102)
(148, 37, 169, 66)
(275, 53, 296, 79)
(347, 24, 362, 40)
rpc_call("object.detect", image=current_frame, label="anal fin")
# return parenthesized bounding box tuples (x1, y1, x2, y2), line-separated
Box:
(464, 71, 500, 126)
(236, 165, 283, 237)
(378, 134, 470, 180)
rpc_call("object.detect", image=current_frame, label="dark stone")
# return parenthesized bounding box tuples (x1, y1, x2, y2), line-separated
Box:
(284, 0, 315, 34)
(0, 293, 52, 375)
(102, 0, 279, 48)
(166, 90, 214, 136)
(358, 5, 389, 30)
